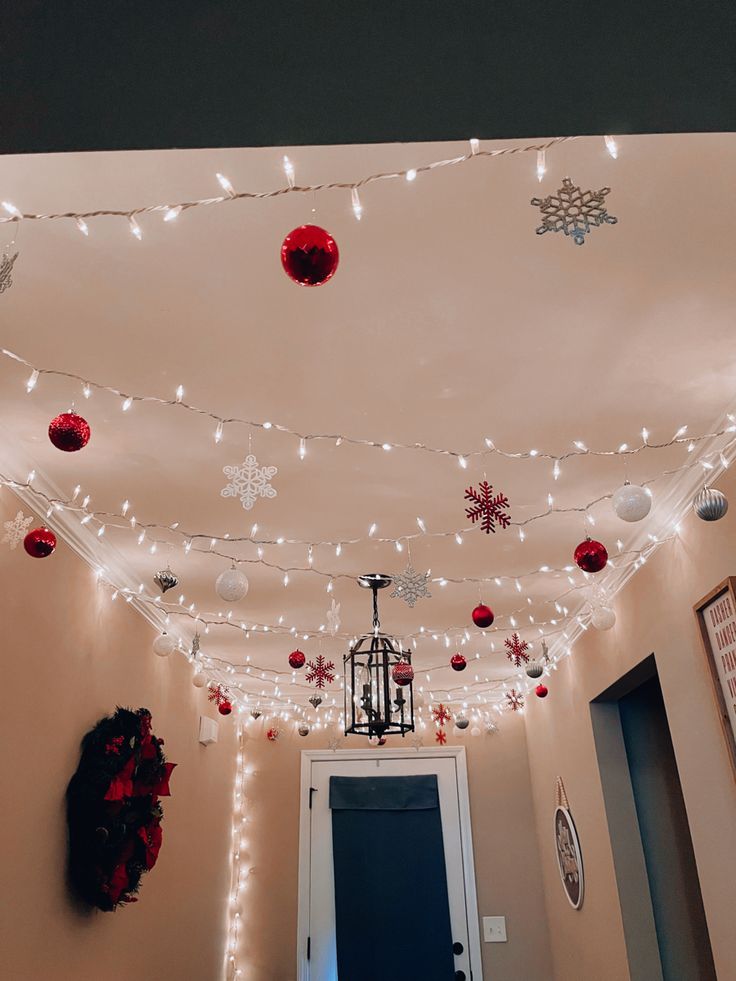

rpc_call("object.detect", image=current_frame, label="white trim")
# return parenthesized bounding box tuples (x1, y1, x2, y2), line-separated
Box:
(296, 746, 483, 980)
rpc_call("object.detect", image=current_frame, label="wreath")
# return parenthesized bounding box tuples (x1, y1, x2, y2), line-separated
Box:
(66, 707, 176, 911)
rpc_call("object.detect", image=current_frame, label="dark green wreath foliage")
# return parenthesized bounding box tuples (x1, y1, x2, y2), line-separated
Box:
(66, 707, 175, 911)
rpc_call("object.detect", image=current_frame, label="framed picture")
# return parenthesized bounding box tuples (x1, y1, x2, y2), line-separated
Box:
(553, 778, 584, 909)
(694, 577, 736, 776)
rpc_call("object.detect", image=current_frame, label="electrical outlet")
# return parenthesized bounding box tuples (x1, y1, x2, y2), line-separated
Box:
(482, 916, 507, 942)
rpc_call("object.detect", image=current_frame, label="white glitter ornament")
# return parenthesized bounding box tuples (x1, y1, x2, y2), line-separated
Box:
(192, 671, 207, 688)
(591, 606, 616, 630)
(470, 726, 481, 737)
(216, 563, 249, 602)
(153, 632, 175, 657)
(612, 481, 651, 522)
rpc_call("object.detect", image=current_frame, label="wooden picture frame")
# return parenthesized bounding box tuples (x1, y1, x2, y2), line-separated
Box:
(694, 577, 736, 777)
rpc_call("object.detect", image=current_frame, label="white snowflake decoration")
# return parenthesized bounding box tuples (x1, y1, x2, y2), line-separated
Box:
(327, 728, 343, 752)
(221, 454, 278, 511)
(410, 732, 425, 750)
(326, 599, 341, 637)
(2, 510, 32, 549)
(390, 564, 431, 608)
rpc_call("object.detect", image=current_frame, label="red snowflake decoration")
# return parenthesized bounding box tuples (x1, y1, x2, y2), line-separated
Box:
(505, 632, 530, 667)
(435, 728, 447, 745)
(266, 727, 280, 742)
(464, 480, 511, 535)
(505, 689, 525, 712)
(305, 654, 336, 689)
(208, 683, 230, 706)
(431, 703, 452, 726)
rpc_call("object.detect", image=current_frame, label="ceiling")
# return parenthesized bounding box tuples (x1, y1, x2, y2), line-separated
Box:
(1, 132, 735, 726)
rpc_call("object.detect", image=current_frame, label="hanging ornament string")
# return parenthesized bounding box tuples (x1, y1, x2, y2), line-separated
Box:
(5, 348, 733, 477)
(0, 136, 577, 231)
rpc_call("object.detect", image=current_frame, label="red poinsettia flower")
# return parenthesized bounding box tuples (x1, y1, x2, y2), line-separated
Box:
(103, 755, 136, 801)
(133, 761, 176, 798)
(138, 819, 163, 870)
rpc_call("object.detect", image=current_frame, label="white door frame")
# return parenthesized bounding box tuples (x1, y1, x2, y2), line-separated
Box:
(297, 746, 483, 980)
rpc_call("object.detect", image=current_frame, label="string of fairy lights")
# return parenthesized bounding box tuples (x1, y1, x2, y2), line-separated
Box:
(0, 134, 592, 238)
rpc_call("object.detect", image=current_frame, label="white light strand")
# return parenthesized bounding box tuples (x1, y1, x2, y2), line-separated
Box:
(6, 348, 730, 471)
(0, 136, 576, 231)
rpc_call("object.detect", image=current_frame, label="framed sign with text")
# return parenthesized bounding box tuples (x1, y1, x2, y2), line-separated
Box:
(695, 577, 736, 776)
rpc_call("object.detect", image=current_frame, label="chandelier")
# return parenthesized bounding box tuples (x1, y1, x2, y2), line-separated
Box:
(343, 574, 415, 739)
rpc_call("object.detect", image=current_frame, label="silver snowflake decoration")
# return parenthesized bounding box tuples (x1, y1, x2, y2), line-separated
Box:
(326, 599, 341, 637)
(410, 732, 425, 750)
(221, 453, 278, 511)
(531, 176, 617, 246)
(0, 250, 18, 293)
(327, 728, 343, 752)
(2, 510, 32, 549)
(486, 721, 499, 736)
(390, 564, 431, 608)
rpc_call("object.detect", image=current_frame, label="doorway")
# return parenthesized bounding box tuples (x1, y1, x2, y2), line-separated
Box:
(591, 655, 717, 981)
(297, 747, 483, 981)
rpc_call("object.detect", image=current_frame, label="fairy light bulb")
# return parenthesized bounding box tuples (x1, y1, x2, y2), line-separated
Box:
(351, 187, 363, 221)
(536, 149, 546, 182)
(406, 168, 417, 182)
(604, 135, 618, 159)
(25, 369, 39, 393)
(164, 205, 182, 222)
(128, 216, 142, 240)
(216, 173, 236, 197)
(283, 156, 296, 188)
(2, 201, 22, 219)
(76, 217, 89, 236)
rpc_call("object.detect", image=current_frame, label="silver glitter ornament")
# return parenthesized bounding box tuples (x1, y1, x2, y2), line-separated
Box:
(250, 709, 262, 720)
(309, 695, 322, 709)
(298, 723, 310, 737)
(153, 566, 179, 594)
(693, 487, 728, 522)
(454, 715, 469, 730)
(390, 563, 431, 608)
(526, 660, 544, 679)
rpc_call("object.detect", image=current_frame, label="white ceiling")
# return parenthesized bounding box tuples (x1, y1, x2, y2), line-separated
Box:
(2, 132, 735, 723)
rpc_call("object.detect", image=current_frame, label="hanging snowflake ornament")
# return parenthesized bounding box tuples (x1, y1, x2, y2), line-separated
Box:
(435, 728, 448, 746)
(431, 703, 452, 727)
(0, 248, 19, 293)
(305, 654, 336, 689)
(410, 732, 425, 750)
(505, 632, 530, 667)
(327, 728, 343, 751)
(390, 564, 432, 608)
(2, 510, 32, 549)
(531, 176, 618, 246)
(505, 689, 525, 712)
(221, 453, 278, 511)
(464, 480, 511, 535)
(207, 683, 230, 707)
(326, 599, 341, 636)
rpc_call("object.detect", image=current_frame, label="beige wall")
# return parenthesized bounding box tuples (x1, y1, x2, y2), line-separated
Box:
(0, 494, 237, 981)
(525, 468, 736, 980)
(240, 715, 553, 981)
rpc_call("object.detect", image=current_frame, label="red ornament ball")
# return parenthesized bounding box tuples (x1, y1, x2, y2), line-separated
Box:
(48, 411, 91, 452)
(281, 224, 339, 286)
(391, 660, 414, 686)
(472, 603, 494, 628)
(535, 684, 549, 699)
(288, 649, 306, 669)
(23, 526, 57, 558)
(574, 538, 608, 574)
(450, 653, 467, 672)
(218, 700, 233, 716)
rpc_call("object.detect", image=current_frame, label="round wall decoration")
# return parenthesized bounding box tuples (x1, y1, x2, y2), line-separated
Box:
(66, 707, 176, 911)
(553, 777, 584, 909)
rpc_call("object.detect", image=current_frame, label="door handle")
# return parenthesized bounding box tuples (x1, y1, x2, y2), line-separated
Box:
(454, 972, 466, 980)
(453, 942, 464, 956)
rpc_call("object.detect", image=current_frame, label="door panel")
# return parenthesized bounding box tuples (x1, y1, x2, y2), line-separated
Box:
(308, 755, 473, 980)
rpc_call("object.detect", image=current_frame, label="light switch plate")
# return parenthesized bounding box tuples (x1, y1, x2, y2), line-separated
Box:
(199, 715, 219, 745)
(482, 916, 507, 942)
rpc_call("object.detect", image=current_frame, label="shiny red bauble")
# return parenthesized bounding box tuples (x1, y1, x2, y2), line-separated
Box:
(574, 537, 608, 573)
(535, 684, 549, 699)
(288, 649, 306, 669)
(472, 603, 494, 628)
(281, 224, 339, 286)
(450, 653, 467, 672)
(23, 526, 57, 558)
(48, 411, 91, 452)
(218, 700, 233, 716)
(391, 660, 414, 686)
